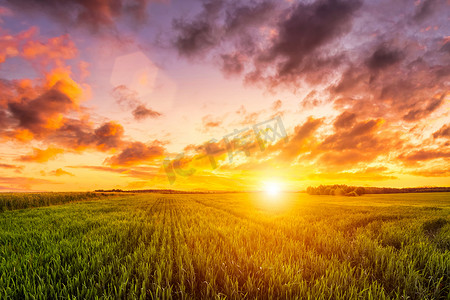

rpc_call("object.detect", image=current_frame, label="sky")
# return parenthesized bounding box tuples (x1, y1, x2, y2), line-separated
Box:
(0, 0, 448, 192)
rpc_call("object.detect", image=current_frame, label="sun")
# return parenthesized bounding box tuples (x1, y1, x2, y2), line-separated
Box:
(265, 181, 281, 196)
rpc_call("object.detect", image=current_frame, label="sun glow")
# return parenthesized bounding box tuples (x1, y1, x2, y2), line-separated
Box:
(264, 181, 281, 196)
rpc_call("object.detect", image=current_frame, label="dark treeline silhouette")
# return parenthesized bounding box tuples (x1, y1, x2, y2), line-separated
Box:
(306, 185, 450, 196)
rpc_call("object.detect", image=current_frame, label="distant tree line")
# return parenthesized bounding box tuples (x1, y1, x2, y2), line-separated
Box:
(306, 185, 450, 196)
(306, 185, 365, 196)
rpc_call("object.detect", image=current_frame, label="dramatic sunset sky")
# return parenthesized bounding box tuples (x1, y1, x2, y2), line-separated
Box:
(0, 0, 448, 191)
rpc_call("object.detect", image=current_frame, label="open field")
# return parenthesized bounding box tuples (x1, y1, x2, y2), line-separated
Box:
(0, 192, 449, 299)
(0, 192, 109, 212)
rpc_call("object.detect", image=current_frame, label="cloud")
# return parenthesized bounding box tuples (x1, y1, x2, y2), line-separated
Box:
(93, 121, 124, 151)
(171, 0, 448, 131)
(69, 165, 128, 174)
(1, 63, 87, 143)
(271, 100, 282, 111)
(249, 0, 361, 86)
(173, 0, 362, 88)
(403, 93, 446, 122)
(399, 149, 450, 163)
(132, 105, 162, 120)
(308, 166, 397, 181)
(309, 117, 403, 170)
(112, 85, 141, 109)
(4, 0, 154, 33)
(201, 114, 222, 131)
(22, 34, 78, 68)
(220, 52, 245, 77)
(280, 117, 323, 161)
(235, 105, 262, 125)
(105, 141, 165, 167)
(49, 168, 74, 176)
(413, 0, 442, 23)
(172, 0, 224, 57)
(366, 45, 403, 71)
(0, 176, 57, 189)
(320, 119, 384, 152)
(0, 163, 23, 170)
(8, 86, 76, 137)
(433, 124, 450, 139)
(0, 30, 131, 155)
(18, 146, 64, 163)
(334, 111, 357, 129)
(68, 165, 158, 180)
(112, 85, 162, 120)
(409, 167, 450, 177)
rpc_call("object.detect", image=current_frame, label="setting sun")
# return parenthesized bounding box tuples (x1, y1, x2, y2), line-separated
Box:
(264, 181, 282, 196)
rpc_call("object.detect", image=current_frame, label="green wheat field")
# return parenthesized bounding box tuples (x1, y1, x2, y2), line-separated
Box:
(0, 192, 449, 299)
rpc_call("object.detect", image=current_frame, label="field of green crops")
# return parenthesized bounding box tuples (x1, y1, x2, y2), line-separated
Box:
(0, 192, 449, 299)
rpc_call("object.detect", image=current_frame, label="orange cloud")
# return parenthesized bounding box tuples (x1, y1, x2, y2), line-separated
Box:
(0, 176, 57, 190)
(49, 168, 74, 176)
(308, 167, 397, 181)
(279, 116, 322, 161)
(399, 149, 450, 163)
(18, 146, 64, 163)
(22, 34, 77, 68)
(0, 26, 37, 64)
(433, 124, 450, 139)
(94, 122, 124, 151)
(105, 141, 165, 167)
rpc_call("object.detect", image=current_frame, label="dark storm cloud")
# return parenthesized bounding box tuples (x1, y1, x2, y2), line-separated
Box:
(224, 1, 274, 35)
(4, 0, 154, 32)
(173, 0, 362, 87)
(366, 45, 403, 71)
(173, 0, 278, 58)
(255, 0, 362, 79)
(413, 0, 441, 22)
(173, 0, 224, 57)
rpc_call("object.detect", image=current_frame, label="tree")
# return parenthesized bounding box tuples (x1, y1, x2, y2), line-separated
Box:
(355, 187, 365, 196)
(334, 188, 345, 196)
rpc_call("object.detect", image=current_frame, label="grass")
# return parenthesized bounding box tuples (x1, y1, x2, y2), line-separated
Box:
(0, 192, 110, 212)
(0, 192, 449, 299)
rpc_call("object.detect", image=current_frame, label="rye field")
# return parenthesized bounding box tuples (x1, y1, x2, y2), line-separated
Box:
(0, 192, 449, 299)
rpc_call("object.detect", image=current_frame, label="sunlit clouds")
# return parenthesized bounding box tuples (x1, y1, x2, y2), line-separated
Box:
(0, 0, 448, 191)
